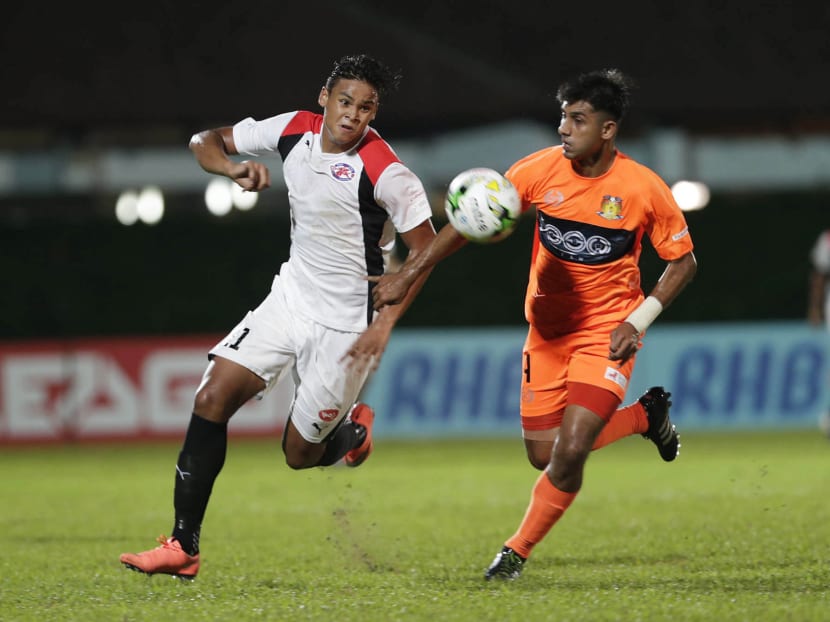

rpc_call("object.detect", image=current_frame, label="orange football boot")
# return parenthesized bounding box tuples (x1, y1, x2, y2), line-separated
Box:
(343, 403, 375, 467)
(120, 535, 200, 580)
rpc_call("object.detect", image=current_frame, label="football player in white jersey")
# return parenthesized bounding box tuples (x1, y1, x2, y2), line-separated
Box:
(120, 54, 438, 579)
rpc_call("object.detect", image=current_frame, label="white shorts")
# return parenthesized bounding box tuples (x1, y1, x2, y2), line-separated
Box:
(208, 277, 370, 443)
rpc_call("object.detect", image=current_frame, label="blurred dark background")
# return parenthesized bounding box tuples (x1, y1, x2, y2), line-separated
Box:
(1, 1, 828, 339)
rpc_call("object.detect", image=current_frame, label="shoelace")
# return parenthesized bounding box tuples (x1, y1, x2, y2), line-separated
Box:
(155, 534, 177, 549)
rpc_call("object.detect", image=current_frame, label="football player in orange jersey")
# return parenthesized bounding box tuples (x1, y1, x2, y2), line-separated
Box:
(370, 69, 697, 580)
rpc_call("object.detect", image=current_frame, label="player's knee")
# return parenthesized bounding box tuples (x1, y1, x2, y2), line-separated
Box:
(282, 443, 321, 470)
(284, 454, 313, 470)
(553, 437, 590, 470)
(193, 384, 242, 423)
(193, 387, 227, 422)
(526, 449, 549, 471)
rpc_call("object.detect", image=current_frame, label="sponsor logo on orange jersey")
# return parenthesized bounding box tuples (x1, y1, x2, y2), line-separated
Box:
(542, 189, 565, 207)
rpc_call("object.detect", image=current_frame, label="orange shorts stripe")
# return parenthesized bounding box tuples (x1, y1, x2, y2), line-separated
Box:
(567, 381, 621, 422)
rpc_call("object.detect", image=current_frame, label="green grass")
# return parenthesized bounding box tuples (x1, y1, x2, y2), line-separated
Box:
(1, 430, 828, 621)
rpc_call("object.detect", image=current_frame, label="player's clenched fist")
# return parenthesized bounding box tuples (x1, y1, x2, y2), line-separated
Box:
(229, 160, 271, 192)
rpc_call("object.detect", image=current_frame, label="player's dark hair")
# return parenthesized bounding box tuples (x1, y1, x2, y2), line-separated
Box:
(326, 54, 402, 99)
(556, 69, 634, 122)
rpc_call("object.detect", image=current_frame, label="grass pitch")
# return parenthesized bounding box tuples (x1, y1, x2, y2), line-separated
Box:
(1, 430, 828, 621)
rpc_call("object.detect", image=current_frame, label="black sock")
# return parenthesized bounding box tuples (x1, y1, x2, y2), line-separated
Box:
(171, 414, 227, 555)
(316, 420, 364, 467)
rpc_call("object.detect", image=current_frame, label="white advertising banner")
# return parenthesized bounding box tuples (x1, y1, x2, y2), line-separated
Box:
(0, 337, 293, 443)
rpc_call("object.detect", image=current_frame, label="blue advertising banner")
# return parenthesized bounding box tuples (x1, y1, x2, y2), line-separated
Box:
(362, 322, 830, 438)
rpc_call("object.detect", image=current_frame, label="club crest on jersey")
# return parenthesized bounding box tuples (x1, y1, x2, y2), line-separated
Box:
(330, 163, 356, 181)
(597, 195, 623, 220)
(318, 409, 339, 422)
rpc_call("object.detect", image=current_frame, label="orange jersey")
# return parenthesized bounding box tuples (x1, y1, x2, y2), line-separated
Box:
(506, 146, 694, 336)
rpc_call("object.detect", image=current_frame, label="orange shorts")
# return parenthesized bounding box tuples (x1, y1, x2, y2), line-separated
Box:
(520, 323, 637, 431)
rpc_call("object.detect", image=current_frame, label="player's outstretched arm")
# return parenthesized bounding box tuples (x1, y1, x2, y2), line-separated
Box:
(344, 220, 439, 373)
(370, 223, 467, 309)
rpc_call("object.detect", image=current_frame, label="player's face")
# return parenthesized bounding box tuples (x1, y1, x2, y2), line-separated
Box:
(318, 79, 379, 152)
(557, 100, 615, 162)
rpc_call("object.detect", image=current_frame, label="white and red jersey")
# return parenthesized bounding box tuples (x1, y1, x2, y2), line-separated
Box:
(233, 111, 432, 332)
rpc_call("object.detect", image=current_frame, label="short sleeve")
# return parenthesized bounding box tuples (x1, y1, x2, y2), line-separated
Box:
(374, 162, 433, 233)
(643, 174, 694, 261)
(232, 112, 298, 156)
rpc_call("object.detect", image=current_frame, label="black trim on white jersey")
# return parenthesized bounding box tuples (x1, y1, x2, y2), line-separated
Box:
(278, 134, 304, 161)
(358, 171, 388, 326)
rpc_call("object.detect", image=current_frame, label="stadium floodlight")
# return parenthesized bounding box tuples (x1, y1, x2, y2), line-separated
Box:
(671, 180, 710, 212)
(115, 190, 140, 226)
(137, 186, 165, 224)
(205, 178, 233, 216)
(231, 183, 258, 211)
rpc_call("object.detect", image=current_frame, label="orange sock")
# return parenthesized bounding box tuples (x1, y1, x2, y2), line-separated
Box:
(504, 473, 577, 559)
(592, 401, 648, 450)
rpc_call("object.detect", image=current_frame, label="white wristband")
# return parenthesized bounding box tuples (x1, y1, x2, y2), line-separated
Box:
(625, 296, 663, 334)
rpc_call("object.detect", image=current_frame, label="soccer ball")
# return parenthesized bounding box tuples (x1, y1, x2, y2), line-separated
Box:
(444, 168, 521, 243)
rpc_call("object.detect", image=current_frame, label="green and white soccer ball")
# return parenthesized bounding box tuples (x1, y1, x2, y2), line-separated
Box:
(444, 167, 521, 243)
